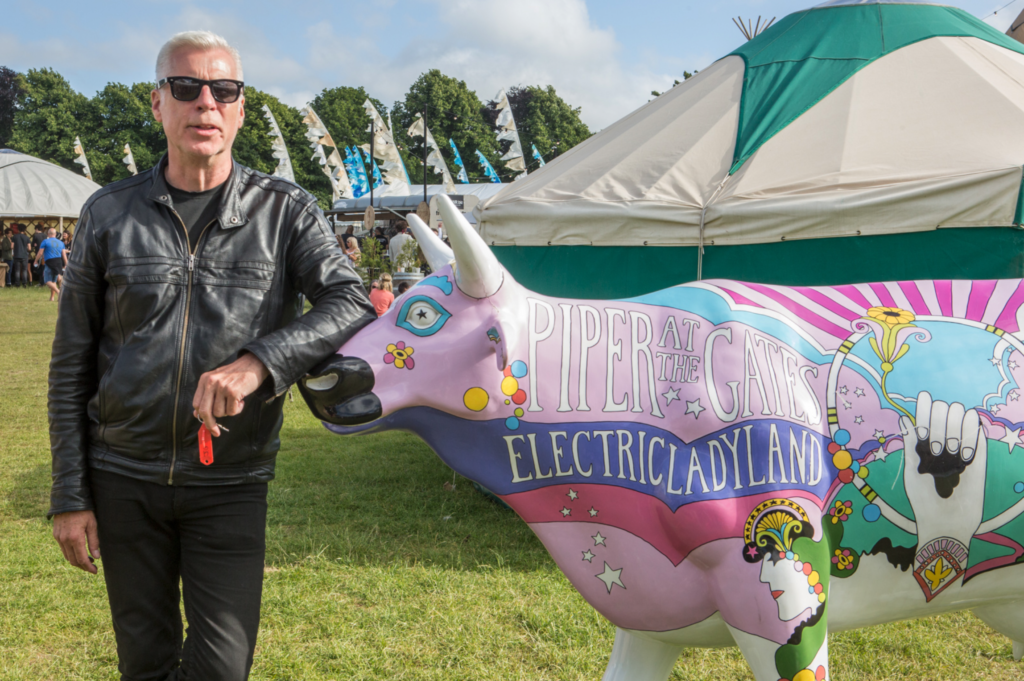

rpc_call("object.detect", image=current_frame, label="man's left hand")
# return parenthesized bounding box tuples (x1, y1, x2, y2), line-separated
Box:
(192, 353, 270, 436)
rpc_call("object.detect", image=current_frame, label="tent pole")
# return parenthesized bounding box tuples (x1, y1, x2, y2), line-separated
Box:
(698, 176, 730, 281)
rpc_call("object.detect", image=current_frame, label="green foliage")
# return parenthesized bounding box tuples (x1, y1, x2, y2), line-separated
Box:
(9, 68, 91, 171)
(0, 66, 24, 148)
(395, 236, 422, 272)
(392, 70, 500, 185)
(80, 82, 164, 185)
(358, 233, 391, 287)
(502, 85, 591, 171)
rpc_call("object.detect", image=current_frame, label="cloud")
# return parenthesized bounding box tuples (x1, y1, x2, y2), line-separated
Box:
(303, 0, 682, 130)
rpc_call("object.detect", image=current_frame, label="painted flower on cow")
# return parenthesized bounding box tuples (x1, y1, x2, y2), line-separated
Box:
(852, 306, 930, 422)
(829, 500, 853, 524)
(832, 548, 854, 571)
(384, 341, 415, 370)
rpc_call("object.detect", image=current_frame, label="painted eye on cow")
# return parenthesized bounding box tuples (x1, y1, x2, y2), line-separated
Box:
(395, 295, 452, 337)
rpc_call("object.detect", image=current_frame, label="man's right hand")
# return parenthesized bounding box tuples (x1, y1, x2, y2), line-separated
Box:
(53, 510, 100, 574)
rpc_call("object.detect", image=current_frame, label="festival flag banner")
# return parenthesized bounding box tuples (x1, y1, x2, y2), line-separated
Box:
(476, 150, 502, 183)
(531, 144, 546, 168)
(363, 99, 411, 191)
(343, 146, 368, 198)
(493, 89, 527, 178)
(73, 136, 92, 181)
(408, 114, 456, 193)
(261, 104, 296, 183)
(122, 143, 138, 176)
(299, 104, 353, 200)
(449, 139, 469, 183)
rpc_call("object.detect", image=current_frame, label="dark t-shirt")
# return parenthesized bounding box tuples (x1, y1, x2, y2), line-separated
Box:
(168, 183, 225, 249)
(11, 233, 30, 260)
(31, 231, 46, 253)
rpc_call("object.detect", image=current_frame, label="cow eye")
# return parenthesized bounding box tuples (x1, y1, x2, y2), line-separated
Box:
(395, 295, 452, 337)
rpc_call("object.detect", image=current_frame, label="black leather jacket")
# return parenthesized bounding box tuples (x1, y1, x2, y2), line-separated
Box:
(47, 157, 376, 517)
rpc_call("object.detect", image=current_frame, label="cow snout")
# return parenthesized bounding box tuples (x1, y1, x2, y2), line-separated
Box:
(297, 355, 383, 426)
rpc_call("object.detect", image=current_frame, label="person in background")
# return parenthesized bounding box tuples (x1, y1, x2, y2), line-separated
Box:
(10, 225, 30, 288)
(373, 226, 388, 255)
(387, 220, 413, 266)
(34, 228, 68, 301)
(61, 230, 73, 256)
(1, 228, 13, 288)
(344, 236, 360, 265)
(31, 225, 47, 286)
(396, 281, 410, 296)
(369, 271, 394, 316)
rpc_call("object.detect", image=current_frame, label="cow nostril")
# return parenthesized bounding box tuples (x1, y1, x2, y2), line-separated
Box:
(305, 374, 339, 391)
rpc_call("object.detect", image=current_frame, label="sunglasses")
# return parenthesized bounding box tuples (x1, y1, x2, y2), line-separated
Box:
(156, 77, 244, 104)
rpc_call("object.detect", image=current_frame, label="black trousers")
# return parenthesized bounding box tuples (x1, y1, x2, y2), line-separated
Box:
(91, 469, 268, 681)
(11, 258, 27, 286)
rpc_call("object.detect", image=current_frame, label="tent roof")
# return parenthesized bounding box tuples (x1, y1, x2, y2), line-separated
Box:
(477, 2, 1024, 249)
(329, 183, 505, 216)
(0, 149, 101, 219)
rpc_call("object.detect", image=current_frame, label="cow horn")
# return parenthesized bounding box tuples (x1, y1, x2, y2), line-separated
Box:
(406, 214, 454, 272)
(438, 194, 503, 299)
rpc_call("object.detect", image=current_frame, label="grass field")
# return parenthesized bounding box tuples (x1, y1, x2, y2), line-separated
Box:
(0, 286, 1022, 680)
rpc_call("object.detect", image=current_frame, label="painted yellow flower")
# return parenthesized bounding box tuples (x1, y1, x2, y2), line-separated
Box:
(384, 341, 415, 370)
(867, 306, 915, 327)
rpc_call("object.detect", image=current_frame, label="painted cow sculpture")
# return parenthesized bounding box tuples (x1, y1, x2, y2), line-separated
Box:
(299, 196, 1024, 681)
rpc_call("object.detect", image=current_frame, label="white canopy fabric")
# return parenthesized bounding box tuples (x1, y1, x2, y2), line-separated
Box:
(0, 149, 101, 219)
(476, 33, 1024, 248)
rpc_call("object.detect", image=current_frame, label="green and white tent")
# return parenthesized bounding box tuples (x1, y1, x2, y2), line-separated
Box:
(477, 0, 1024, 298)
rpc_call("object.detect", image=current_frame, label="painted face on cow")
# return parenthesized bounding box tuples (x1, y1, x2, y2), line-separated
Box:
(759, 550, 824, 622)
(298, 196, 530, 432)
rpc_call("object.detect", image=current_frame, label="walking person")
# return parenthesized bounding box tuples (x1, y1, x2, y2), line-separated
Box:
(10, 225, 30, 288)
(33, 228, 68, 301)
(48, 30, 376, 680)
(1, 228, 12, 288)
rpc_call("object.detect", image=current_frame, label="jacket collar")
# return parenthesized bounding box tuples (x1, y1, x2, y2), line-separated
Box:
(146, 154, 250, 230)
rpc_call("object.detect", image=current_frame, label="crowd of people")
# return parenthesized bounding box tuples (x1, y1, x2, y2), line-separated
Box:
(334, 219, 444, 317)
(1, 223, 72, 299)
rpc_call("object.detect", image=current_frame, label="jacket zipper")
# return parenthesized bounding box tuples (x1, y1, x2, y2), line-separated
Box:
(168, 216, 218, 485)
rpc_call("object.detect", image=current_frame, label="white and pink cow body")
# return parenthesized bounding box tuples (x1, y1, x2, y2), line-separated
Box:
(299, 197, 1024, 681)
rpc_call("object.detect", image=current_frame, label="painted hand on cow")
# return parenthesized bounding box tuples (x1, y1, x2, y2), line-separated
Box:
(899, 391, 988, 600)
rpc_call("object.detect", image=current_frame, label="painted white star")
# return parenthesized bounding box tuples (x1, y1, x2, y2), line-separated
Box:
(854, 415, 864, 424)
(1011, 360, 1020, 370)
(567, 489, 578, 500)
(685, 399, 705, 419)
(874, 447, 890, 462)
(592, 532, 607, 546)
(1000, 427, 1023, 452)
(839, 385, 849, 395)
(992, 357, 1002, 366)
(843, 399, 852, 410)
(1012, 391, 1020, 402)
(596, 562, 625, 593)
(874, 429, 885, 439)
(855, 388, 866, 397)
(993, 404, 1002, 413)
(588, 507, 598, 517)
(560, 507, 571, 517)
(582, 550, 595, 563)
(662, 387, 681, 406)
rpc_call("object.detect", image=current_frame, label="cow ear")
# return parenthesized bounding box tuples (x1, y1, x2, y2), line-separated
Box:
(486, 321, 508, 371)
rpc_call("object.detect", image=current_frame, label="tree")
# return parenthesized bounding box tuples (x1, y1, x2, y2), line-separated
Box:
(82, 82, 165, 185)
(650, 70, 697, 98)
(9, 68, 90, 172)
(481, 85, 591, 175)
(391, 70, 500, 185)
(0, 66, 24, 149)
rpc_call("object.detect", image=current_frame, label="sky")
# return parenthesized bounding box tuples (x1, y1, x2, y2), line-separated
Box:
(1, 0, 1021, 131)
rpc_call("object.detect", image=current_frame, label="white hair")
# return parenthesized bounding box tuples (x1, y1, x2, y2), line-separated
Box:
(155, 30, 244, 81)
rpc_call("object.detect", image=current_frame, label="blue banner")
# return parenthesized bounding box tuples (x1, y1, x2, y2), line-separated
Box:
(476, 150, 502, 184)
(450, 139, 469, 183)
(532, 144, 546, 167)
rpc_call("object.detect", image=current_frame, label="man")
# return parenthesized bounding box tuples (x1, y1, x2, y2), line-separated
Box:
(10, 225, 30, 288)
(48, 30, 376, 680)
(387, 219, 413, 266)
(30, 224, 47, 285)
(33, 228, 67, 301)
(1, 227, 12, 287)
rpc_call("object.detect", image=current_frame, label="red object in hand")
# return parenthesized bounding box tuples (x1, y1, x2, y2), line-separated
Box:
(199, 423, 214, 465)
